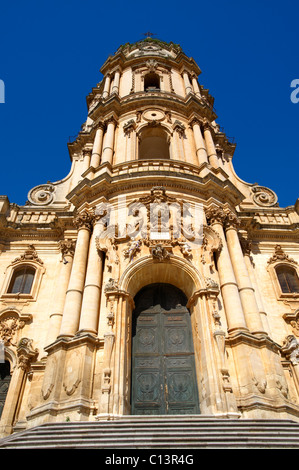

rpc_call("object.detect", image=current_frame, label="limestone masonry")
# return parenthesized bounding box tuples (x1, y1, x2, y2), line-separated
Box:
(1, 38, 299, 437)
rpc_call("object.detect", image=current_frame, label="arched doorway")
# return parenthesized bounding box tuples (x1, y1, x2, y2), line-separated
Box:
(131, 283, 200, 415)
(0, 361, 11, 418)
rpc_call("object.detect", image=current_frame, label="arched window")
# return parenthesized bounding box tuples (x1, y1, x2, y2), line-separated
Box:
(7, 266, 35, 295)
(276, 266, 299, 294)
(138, 126, 170, 160)
(144, 73, 160, 92)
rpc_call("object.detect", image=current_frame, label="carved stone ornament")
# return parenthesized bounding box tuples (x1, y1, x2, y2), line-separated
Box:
(239, 237, 252, 257)
(251, 185, 278, 207)
(173, 120, 186, 137)
(41, 354, 56, 400)
(224, 211, 241, 230)
(151, 244, 170, 262)
(123, 239, 142, 262)
(63, 349, 82, 396)
(178, 240, 192, 259)
(281, 335, 299, 365)
(104, 278, 119, 292)
(123, 119, 136, 136)
(101, 333, 115, 395)
(58, 239, 76, 258)
(27, 184, 55, 206)
(138, 186, 177, 207)
(74, 210, 94, 231)
(11, 244, 43, 266)
(205, 207, 226, 225)
(17, 338, 38, 371)
(139, 42, 162, 52)
(267, 245, 298, 266)
(283, 309, 299, 337)
(0, 315, 25, 346)
(205, 277, 220, 291)
(145, 59, 158, 71)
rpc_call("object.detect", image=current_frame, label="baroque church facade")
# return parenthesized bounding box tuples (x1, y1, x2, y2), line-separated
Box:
(1, 38, 299, 438)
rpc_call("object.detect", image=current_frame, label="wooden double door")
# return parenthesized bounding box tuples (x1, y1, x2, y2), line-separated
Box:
(131, 284, 200, 415)
(0, 361, 11, 418)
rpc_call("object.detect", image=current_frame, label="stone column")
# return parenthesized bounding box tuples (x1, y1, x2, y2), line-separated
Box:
(90, 123, 105, 168)
(45, 239, 76, 346)
(191, 74, 202, 98)
(58, 211, 93, 338)
(182, 71, 192, 95)
(203, 124, 219, 168)
(190, 118, 208, 165)
(102, 74, 111, 99)
(240, 237, 272, 336)
(205, 207, 248, 334)
(78, 221, 105, 336)
(225, 213, 267, 336)
(111, 70, 121, 95)
(81, 147, 92, 174)
(101, 117, 117, 165)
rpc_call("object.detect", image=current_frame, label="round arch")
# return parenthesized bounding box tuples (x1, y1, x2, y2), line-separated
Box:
(137, 124, 171, 160)
(119, 254, 205, 301)
(106, 255, 207, 416)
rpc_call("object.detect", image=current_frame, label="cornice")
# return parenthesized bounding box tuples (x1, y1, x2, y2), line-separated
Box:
(100, 43, 201, 77)
(65, 163, 245, 210)
(87, 89, 216, 121)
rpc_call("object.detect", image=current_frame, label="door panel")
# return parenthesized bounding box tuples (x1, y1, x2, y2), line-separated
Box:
(165, 355, 200, 414)
(132, 308, 164, 414)
(0, 361, 11, 418)
(131, 286, 200, 415)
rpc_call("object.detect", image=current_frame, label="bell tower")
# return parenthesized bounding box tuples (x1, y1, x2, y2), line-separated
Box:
(1, 38, 299, 437)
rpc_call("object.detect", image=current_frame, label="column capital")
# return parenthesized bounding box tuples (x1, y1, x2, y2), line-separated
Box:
(173, 120, 186, 136)
(73, 210, 94, 232)
(104, 115, 118, 126)
(82, 147, 92, 157)
(112, 66, 122, 75)
(203, 120, 213, 131)
(96, 121, 105, 130)
(189, 116, 202, 128)
(181, 69, 191, 76)
(123, 119, 136, 136)
(224, 211, 241, 230)
(58, 239, 76, 257)
(205, 206, 226, 225)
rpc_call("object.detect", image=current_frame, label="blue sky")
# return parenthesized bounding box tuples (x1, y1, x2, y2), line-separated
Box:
(0, 0, 298, 208)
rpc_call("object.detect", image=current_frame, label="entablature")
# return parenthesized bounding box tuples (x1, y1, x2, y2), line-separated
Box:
(65, 159, 245, 210)
(238, 207, 299, 242)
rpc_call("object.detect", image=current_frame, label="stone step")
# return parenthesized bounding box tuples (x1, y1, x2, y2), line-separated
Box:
(1, 417, 299, 449)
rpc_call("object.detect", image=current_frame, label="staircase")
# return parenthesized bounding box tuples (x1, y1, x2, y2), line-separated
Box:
(1, 415, 299, 449)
